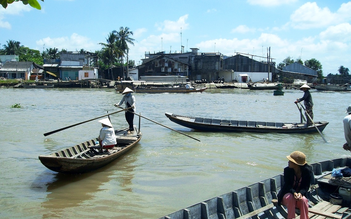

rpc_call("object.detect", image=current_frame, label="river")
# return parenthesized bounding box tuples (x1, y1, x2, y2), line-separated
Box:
(0, 87, 349, 218)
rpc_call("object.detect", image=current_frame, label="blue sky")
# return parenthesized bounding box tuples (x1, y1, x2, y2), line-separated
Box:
(1, 0, 350, 75)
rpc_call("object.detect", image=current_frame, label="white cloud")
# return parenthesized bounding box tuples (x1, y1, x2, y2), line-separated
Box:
(290, 2, 351, 30)
(0, 3, 31, 29)
(320, 23, 351, 43)
(231, 25, 256, 34)
(206, 8, 217, 13)
(133, 28, 147, 38)
(247, 0, 297, 7)
(155, 14, 189, 33)
(290, 2, 334, 29)
(36, 33, 100, 51)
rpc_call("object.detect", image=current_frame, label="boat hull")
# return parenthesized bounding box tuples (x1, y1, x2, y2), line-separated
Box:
(39, 129, 142, 173)
(133, 87, 207, 93)
(165, 113, 328, 133)
(160, 157, 351, 219)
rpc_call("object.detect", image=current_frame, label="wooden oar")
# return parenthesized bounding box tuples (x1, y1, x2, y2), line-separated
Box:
(296, 102, 327, 143)
(116, 106, 201, 142)
(43, 108, 130, 136)
(295, 103, 306, 123)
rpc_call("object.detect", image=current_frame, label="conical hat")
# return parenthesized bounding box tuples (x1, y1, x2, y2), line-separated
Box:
(122, 87, 134, 94)
(300, 84, 310, 89)
(98, 118, 113, 127)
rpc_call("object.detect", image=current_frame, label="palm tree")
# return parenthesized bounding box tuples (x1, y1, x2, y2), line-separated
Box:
(99, 32, 122, 79)
(3, 40, 22, 55)
(115, 27, 135, 78)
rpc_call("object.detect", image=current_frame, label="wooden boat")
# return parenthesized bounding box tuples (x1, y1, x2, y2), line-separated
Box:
(165, 113, 328, 134)
(248, 82, 279, 90)
(39, 127, 142, 173)
(160, 157, 351, 219)
(215, 83, 237, 89)
(21, 83, 55, 88)
(316, 84, 351, 91)
(130, 86, 207, 93)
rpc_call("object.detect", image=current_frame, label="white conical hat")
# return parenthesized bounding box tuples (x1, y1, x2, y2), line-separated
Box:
(122, 87, 134, 94)
(98, 118, 113, 127)
(300, 84, 310, 89)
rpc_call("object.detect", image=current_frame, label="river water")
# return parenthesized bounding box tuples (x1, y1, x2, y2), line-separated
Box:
(0, 87, 350, 218)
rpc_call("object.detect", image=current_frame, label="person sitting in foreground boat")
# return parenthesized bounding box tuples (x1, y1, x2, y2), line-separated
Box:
(277, 151, 313, 219)
(98, 118, 117, 153)
(343, 105, 351, 151)
(294, 84, 313, 126)
(114, 87, 136, 134)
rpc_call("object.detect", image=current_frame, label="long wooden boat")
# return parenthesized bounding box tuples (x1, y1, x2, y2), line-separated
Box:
(316, 84, 351, 91)
(38, 127, 142, 173)
(160, 157, 351, 219)
(165, 113, 328, 134)
(132, 86, 207, 93)
(248, 82, 279, 90)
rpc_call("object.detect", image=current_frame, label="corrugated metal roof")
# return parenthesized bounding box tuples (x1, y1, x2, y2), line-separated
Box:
(43, 64, 58, 67)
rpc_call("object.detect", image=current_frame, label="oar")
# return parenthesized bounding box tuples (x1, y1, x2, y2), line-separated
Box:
(295, 103, 306, 123)
(115, 106, 201, 142)
(43, 108, 130, 136)
(296, 102, 327, 143)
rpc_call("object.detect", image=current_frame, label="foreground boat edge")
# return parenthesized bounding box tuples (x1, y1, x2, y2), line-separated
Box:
(159, 157, 351, 219)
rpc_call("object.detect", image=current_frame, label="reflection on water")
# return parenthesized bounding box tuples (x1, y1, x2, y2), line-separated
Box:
(1, 88, 351, 218)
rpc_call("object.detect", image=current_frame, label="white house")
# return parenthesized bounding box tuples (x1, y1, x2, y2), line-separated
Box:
(78, 69, 98, 80)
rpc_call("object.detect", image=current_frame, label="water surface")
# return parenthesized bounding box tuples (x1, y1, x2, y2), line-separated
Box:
(0, 87, 349, 218)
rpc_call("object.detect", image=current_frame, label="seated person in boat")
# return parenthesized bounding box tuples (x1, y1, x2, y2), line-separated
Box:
(185, 82, 194, 90)
(343, 105, 351, 152)
(98, 118, 117, 152)
(277, 151, 313, 219)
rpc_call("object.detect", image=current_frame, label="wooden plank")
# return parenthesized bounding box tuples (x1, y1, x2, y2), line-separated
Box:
(308, 208, 341, 219)
(236, 203, 274, 219)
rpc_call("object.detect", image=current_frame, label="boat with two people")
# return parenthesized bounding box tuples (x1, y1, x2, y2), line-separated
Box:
(165, 112, 328, 134)
(160, 157, 351, 219)
(39, 125, 142, 173)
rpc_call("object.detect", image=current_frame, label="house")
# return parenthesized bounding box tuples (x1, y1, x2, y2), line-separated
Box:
(0, 55, 19, 67)
(281, 62, 318, 83)
(0, 61, 34, 80)
(222, 54, 277, 82)
(43, 52, 98, 81)
(139, 48, 223, 81)
(138, 54, 189, 78)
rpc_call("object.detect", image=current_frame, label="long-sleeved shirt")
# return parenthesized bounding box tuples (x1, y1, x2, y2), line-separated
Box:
(99, 126, 117, 146)
(298, 90, 313, 107)
(344, 114, 351, 146)
(117, 94, 136, 111)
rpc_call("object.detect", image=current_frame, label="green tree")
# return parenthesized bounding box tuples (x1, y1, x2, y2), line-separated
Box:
(99, 32, 122, 79)
(338, 65, 349, 76)
(305, 58, 323, 81)
(3, 40, 22, 55)
(1, 0, 43, 10)
(19, 47, 43, 65)
(42, 47, 59, 60)
(277, 56, 295, 70)
(115, 26, 135, 77)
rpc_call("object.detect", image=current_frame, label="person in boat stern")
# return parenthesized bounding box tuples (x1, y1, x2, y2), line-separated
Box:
(277, 151, 313, 219)
(294, 84, 313, 126)
(343, 105, 351, 152)
(114, 87, 136, 134)
(98, 118, 117, 152)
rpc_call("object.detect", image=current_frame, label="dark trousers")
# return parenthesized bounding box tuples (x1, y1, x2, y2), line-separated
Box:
(125, 110, 134, 131)
(305, 105, 313, 126)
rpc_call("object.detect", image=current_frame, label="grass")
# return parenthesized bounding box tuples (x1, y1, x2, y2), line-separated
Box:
(11, 103, 21, 108)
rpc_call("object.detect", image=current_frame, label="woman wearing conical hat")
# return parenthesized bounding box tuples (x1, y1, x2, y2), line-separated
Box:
(98, 118, 117, 153)
(294, 84, 313, 126)
(114, 87, 136, 134)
